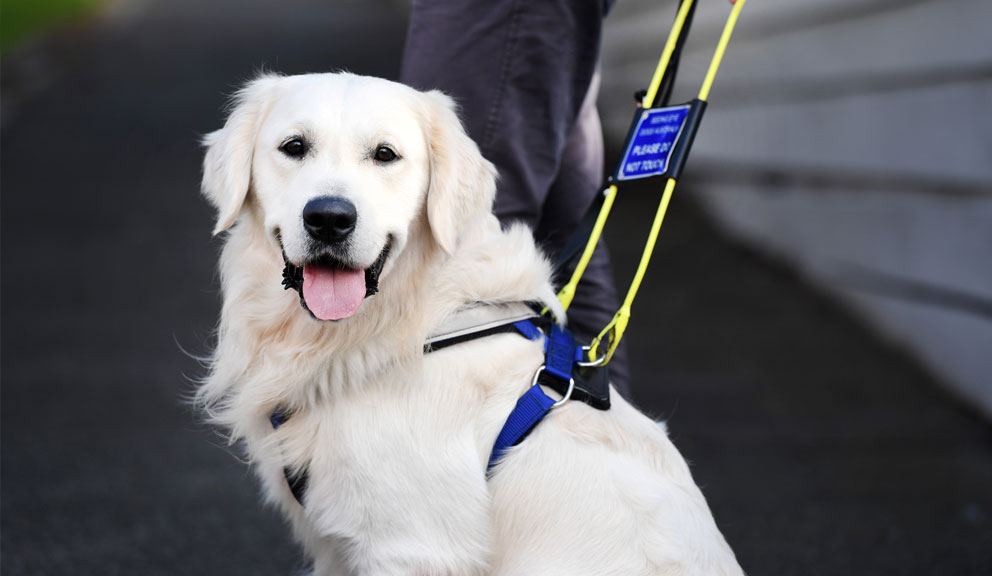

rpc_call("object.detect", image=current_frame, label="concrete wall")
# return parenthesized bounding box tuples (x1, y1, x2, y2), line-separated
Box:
(601, 0, 992, 417)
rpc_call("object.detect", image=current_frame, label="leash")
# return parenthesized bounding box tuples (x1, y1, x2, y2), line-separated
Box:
(556, 0, 747, 366)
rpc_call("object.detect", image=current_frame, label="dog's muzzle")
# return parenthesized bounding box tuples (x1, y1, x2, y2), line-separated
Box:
(282, 241, 391, 321)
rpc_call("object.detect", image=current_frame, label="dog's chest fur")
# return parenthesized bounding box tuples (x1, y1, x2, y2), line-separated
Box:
(265, 335, 544, 574)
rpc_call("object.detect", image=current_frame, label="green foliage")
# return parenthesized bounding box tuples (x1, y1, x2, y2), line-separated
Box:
(1, 0, 107, 50)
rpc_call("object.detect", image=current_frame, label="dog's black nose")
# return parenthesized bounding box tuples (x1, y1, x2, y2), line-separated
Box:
(303, 196, 357, 243)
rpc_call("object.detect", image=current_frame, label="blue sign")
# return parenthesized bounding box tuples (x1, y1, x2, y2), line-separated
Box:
(616, 104, 690, 181)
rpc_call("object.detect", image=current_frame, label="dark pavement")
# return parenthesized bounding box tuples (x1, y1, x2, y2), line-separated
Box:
(2, 1, 990, 574)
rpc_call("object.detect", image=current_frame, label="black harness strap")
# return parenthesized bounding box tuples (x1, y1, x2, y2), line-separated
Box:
(425, 316, 549, 353)
(269, 410, 310, 505)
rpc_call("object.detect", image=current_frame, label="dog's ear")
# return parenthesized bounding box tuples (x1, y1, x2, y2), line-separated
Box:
(201, 75, 280, 235)
(422, 90, 497, 255)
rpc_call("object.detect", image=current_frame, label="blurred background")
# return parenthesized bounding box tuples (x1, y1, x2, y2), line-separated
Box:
(2, 0, 990, 574)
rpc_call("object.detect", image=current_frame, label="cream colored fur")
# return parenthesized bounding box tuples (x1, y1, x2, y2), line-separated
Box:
(198, 72, 743, 576)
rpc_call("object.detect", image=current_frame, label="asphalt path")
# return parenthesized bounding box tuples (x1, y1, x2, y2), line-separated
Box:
(2, 1, 990, 574)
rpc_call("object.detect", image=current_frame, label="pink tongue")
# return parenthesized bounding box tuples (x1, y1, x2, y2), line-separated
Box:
(302, 265, 367, 321)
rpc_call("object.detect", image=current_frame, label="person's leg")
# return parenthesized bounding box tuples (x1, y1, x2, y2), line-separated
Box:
(402, 0, 630, 395)
(401, 0, 605, 226)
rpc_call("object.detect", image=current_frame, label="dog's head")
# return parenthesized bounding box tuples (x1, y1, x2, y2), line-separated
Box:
(201, 73, 496, 321)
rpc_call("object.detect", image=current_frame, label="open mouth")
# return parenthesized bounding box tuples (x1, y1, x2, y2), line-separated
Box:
(281, 240, 392, 321)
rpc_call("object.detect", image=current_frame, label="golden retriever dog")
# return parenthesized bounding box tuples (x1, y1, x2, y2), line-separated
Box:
(198, 72, 742, 576)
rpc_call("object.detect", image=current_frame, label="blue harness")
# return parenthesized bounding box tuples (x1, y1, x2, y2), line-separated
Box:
(485, 319, 582, 470)
(270, 309, 611, 505)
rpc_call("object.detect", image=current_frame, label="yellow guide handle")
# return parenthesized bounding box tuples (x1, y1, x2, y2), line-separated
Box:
(584, 0, 747, 366)
(557, 185, 618, 312)
(642, 0, 697, 108)
(699, 0, 746, 102)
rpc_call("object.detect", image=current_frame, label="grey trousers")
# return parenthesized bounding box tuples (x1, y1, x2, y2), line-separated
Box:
(401, 0, 630, 395)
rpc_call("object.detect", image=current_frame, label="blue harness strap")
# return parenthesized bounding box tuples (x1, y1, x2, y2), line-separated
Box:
(543, 323, 578, 382)
(512, 319, 543, 341)
(487, 384, 557, 470)
(487, 321, 582, 472)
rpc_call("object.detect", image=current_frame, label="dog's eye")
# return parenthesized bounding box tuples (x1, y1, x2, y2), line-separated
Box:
(374, 146, 398, 163)
(280, 138, 307, 158)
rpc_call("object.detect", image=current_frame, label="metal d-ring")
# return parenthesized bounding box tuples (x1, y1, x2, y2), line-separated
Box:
(551, 377, 575, 409)
(577, 345, 608, 368)
(530, 365, 547, 387)
(530, 365, 575, 409)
